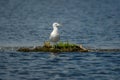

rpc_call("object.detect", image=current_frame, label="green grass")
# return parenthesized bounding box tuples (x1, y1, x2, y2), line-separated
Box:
(18, 41, 88, 52)
(53, 41, 78, 48)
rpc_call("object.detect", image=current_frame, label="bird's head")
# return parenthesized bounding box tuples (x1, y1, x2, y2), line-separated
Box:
(53, 22, 61, 27)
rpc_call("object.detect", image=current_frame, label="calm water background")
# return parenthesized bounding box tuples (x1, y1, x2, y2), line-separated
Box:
(0, 0, 120, 80)
(0, 0, 120, 48)
(0, 52, 120, 80)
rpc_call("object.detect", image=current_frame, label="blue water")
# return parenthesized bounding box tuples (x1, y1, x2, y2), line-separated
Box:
(0, 52, 120, 80)
(0, 0, 120, 48)
(0, 0, 120, 80)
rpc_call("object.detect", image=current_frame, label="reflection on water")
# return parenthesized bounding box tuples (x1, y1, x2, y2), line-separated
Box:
(0, 52, 120, 80)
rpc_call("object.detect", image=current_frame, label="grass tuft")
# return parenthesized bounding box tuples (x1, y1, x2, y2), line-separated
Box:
(54, 41, 78, 49)
(18, 41, 88, 52)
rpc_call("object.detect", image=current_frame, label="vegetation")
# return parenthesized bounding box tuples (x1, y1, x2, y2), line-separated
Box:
(54, 41, 77, 48)
(17, 41, 89, 52)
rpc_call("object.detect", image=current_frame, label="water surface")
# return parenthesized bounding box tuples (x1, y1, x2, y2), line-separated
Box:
(0, 0, 120, 48)
(0, 0, 120, 80)
(0, 52, 120, 80)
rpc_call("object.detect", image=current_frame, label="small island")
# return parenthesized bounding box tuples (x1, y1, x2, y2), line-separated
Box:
(17, 41, 89, 52)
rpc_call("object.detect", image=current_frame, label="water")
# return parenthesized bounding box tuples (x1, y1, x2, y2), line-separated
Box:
(0, 52, 119, 80)
(0, 0, 120, 48)
(0, 0, 120, 80)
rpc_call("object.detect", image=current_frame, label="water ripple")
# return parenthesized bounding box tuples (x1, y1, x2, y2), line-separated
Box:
(1, 52, 120, 80)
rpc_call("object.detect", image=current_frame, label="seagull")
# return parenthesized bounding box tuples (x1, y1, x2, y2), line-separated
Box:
(49, 22, 61, 44)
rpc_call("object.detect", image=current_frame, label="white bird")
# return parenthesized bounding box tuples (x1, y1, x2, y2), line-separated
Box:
(49, 22, 61, 44)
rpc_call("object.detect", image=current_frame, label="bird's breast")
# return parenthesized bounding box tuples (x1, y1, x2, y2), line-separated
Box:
(51, 31, 59, 36)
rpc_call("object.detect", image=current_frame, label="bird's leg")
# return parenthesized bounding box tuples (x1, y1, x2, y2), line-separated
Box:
(53, 42, 57, 49)
(50, 42, 55, 48)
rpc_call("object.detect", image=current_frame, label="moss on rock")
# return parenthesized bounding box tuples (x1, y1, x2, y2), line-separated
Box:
(17, 41, 89, 52)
